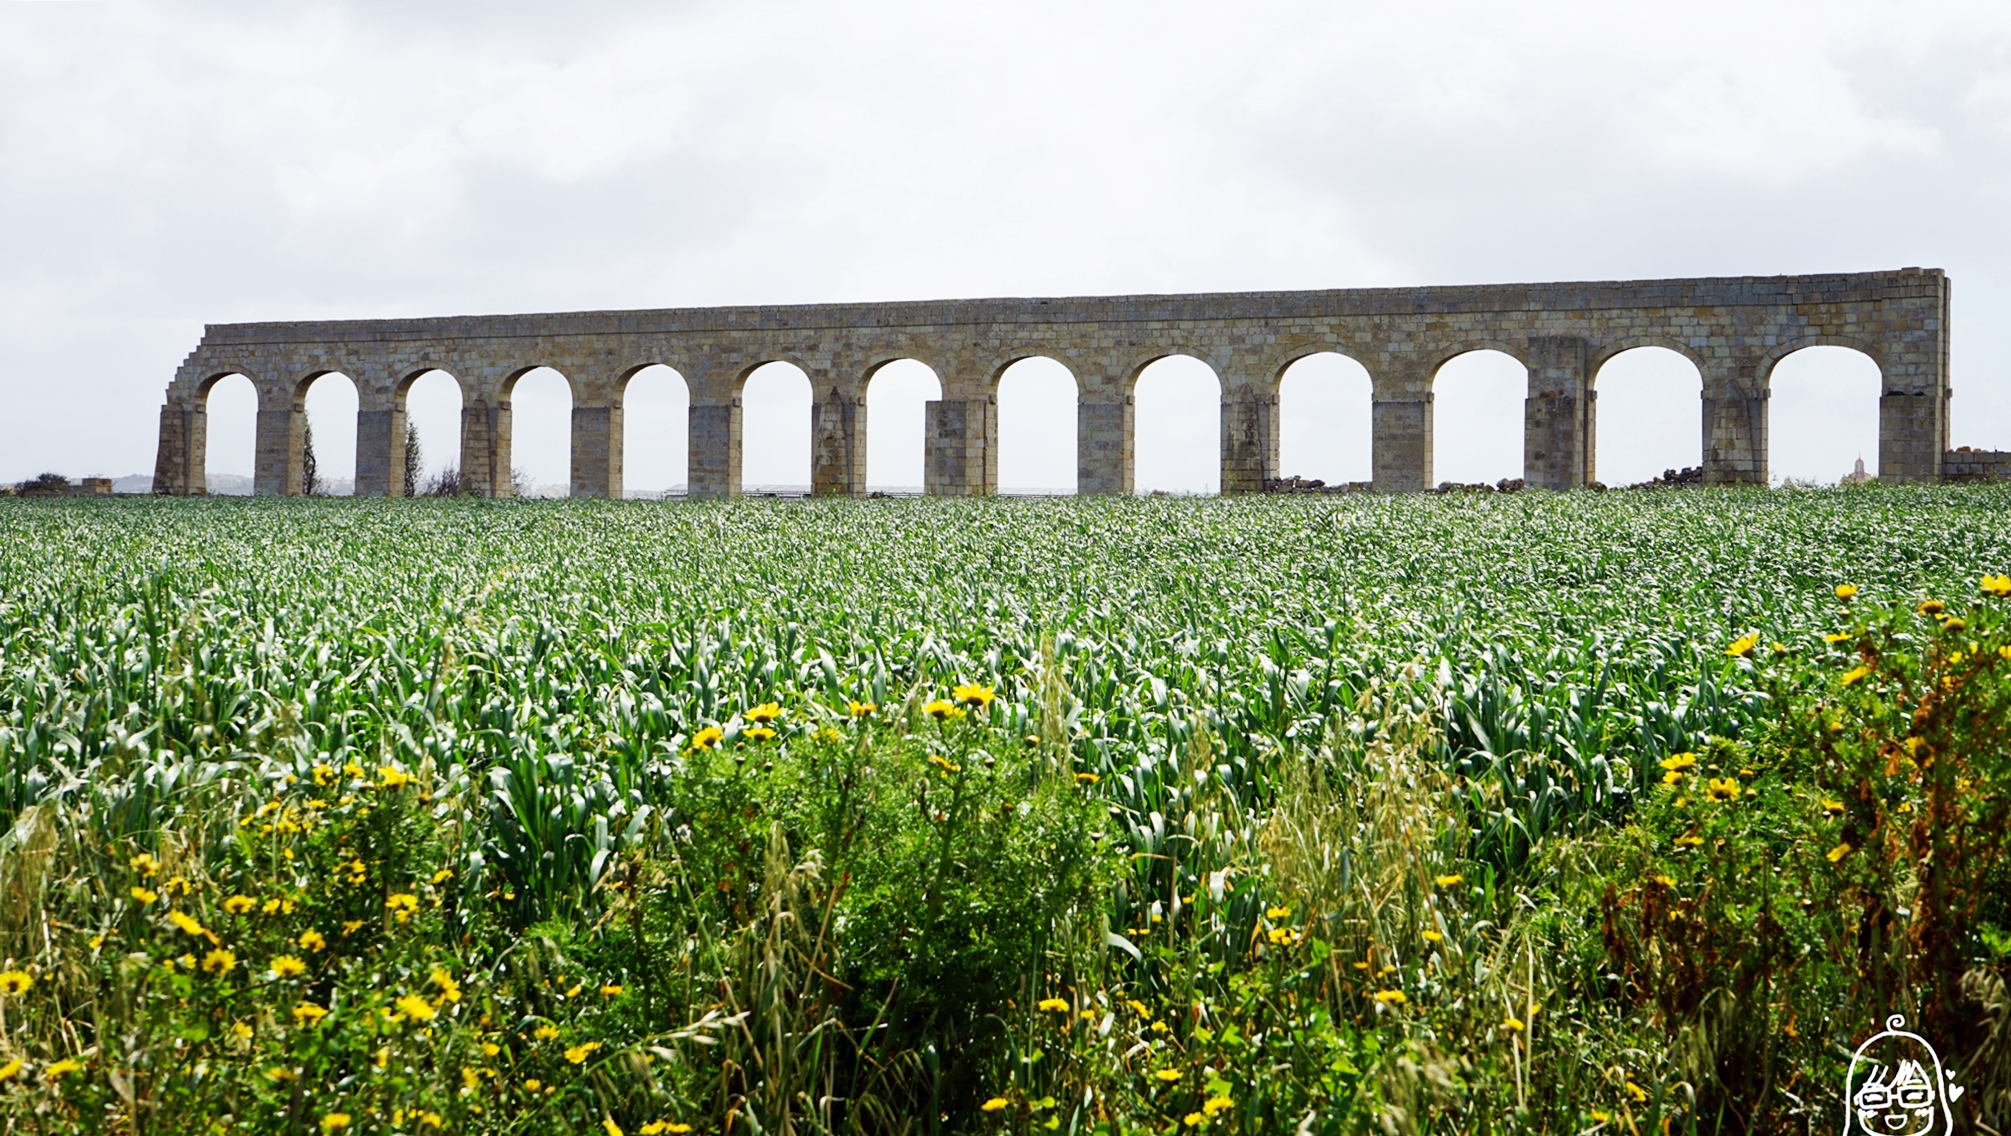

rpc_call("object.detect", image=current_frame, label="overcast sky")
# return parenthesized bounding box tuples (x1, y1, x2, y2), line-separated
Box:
(5, 0, 2010, 493)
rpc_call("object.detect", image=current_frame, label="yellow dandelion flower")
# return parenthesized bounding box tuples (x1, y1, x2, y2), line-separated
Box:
(1266, 927, 1297, 946)
(1422, 930, 1443, 943)
(1659, 753, 1697, 772)
(1835, 583, 1858, 599)
(1661, 770, 1686, 786)
(1918, 599, 1946, 616)
(1073, 772, 1100, 784)
(1653, 874, 1676, 887)
(130, 852, 160, 877)
(1841, 665, 1872, 686)
(377, 766, 415, 789)
(432, 868, 454, 884)
(952, 682, 996, 708)
(1184, 1113, 1205, 1127)
(1625, 1081, 1647, 1102)
(396, 994, 437, 1022)
(687, 726, 724, 752)
(1373, 990, 1407, 1005)
(341, 920, 363, 935)
(848, 700, 877, 718)
(565, 1041, 602, 1064)
(202, 948, 237, 975)
(130, 886, 158, 905)
(1822, 799, 1845, 815)
(1154, 1069, 1183, 1082)
(1825, 632, 1852, 644)
(45, 1058, 83, 1080)
(0, 1058, 23, 1083)
(981, 1098, 1009, 1113)
(599, 984, 623, 998)
(1265, 906, 1292, 920)
(1037, 997, 1069, 1012)
(1434, 874, 1463, 888)
(386, 894, 420, 923)
(922, 699, 966, 721)
(745, 702, 783, 724)
(224, 895, 255, 915)
(432, 969, 462, 1002)
(1127, 1000, 1152, 1019)
(1981, 574, 2011, 597)
(322, 1114, 352, 1132)
(293, 1002, 330, 1026)
(168, 911, 207, 938)
(298, 929, 327, 952)
(525, 1078, 543, 1091)
(1705, 777, 1741, 803)
(0, 970, 33, 996)
(1725, 633, 1760, 658)
(743, 726, 777, 742)
(1502, 1016, 1525, 1032)
(533, 1024, 560, 1040)
(604, 1117, 625, 1136)
(229, 1020, 253, 1041)
(1826, 842, 1853, 863)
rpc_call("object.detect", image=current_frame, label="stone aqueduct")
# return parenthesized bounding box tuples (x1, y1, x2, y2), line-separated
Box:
(152, 269, 1991, 498)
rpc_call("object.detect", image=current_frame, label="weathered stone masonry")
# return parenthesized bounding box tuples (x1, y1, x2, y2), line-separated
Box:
(152, 269, 1967, 497)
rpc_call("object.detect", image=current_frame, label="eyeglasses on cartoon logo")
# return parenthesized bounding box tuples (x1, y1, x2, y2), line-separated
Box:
(1844, 1015, 1964, 1135)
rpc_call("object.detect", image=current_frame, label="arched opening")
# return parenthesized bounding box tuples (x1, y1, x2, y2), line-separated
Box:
(623, 365, 689, 498)
(402, 370, 464, 496)
(1431, 350, 1527, 486)
(1768, 345, 1882, 486)
(1133, 355, 1220, 495)
(997, 357, 1077, 495)
(202, 374, 258, 495)
(1278, 353, 1373, 487)
(741, 361, 812, 495)
(1593, 347, 1703, 487)
(299, 372, 358, 495)
(865, 360, 941, 494)
(508, 367, 573, 497)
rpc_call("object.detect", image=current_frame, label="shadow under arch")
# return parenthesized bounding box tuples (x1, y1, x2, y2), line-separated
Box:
(862, 358, 942, 494)
(1277, 351, 1373, 487)
(1765, 344, 1883, 486)
(199, 371, 259, 496)
(993, 355, 1078, 495)
(1591, 346, 1703, 488)
(395, 368, 467, 497)
(1132, 353, 1222, 495)
(1431, 348, 1528, 486)
(740, 360, 813, 494)
(619, 364, 691, 499)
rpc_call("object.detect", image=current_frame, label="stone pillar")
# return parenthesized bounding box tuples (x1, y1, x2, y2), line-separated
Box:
(811, 383, 865, 497)
(1702, 366, 1766, 486)
(461, 399, 513, 498)
(1524, 336, 1590, 490)
(1371, 395, 1431, 493)
(924, 397, 996, 496)
(1220, 388, 1277, 494)
(688, 401, 740, 498)
(1078, 399, 1132, 496)
(354, 405, 404, 497)
(1877, 333, 1948, 485)
(571, 405, 620, 498)
(254, 399, 301, 496)
(152, 403, 206, 495)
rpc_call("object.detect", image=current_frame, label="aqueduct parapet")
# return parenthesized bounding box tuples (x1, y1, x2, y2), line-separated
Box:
(152, 270, 1958, 497)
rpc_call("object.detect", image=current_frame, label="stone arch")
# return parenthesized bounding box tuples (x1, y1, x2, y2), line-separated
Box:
(862, 358, 942, 494)
(1132, 353, 1222, 495)
(505, 366, 574, 497)
(1277, 352, 1373, 487)
(396, 368, 465, 496)
(1591, 346, 1703, 488)
(740, 360, 813, 494)
(293, 369, 360, 495)
(1765, 344, 1883, 485)
(200, 371, 259, 496)
(993, 355, 1078, 494)
(1587, 336, 1707, 377)
(1430, 348, 1528, 487)
(619, 364, 690, 498)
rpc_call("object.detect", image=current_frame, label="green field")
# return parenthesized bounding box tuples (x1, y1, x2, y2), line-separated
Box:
(0, 490, 2008, 1135)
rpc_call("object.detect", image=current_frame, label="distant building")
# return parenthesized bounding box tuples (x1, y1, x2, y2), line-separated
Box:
(1842, 457, 1873, 485)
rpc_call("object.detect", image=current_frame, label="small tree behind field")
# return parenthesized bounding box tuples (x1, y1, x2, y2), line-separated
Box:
(403, 422, 422, 498)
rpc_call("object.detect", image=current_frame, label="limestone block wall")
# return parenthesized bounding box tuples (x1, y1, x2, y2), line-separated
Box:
(1943, 449, 2011, 483)
(151, 269, 1955, 497)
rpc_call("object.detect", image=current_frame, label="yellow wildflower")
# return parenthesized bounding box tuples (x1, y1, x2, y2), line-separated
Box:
(322, 1114, 352, 1132)
(432, 868, 454, 885)
(981, 1098, 1009, 1113)
(377, 765, 415, 789)
(1653, 875, 1676, 887)
(743, 726, 777, 742)
(396, 994, 437, 1022)
(431, 969, 462, 1002)
(131, 886, 158, 905)
(526, 1078, 543, 1091)
(848, 700, 877, 718)
(0, 1058, 23, 1082)
(1205, 1095, 1234, 1116)
(565, 1041, 602, 1064)
(1705, 777, 1741, 803)
(1267, 927, 1297, 946)
(1659, 753, 1697, 773)
(1434, 874, 1463, 888)
(1918, 599, 1946, 616)
(293, 1002, 330, 1026)
(922, 699, 966, 721)
(1662, 770, 1685, 786)
(342, 920, 363, 935)
(1265, 906, 1292, 920)
(1155, 1069, 1183, 1082)
(1725, 633, 1759, 658)
(687, 726, 723, 752)
(1841, 665, 1872, 686)
(0, 970, 32, 996)
(1825, 632, 1853, 644)
(1835, 583, 1858, 599)
(1074, 772, 1100, 784)
(1037, 997, 1070, 1012)
(1625, 1081, 1647, 1102)
(1503, 1016, 1525, 1032)
(952, 682, 996, 708)
(386, 894, 420, 923)
(1373, 990, 1407, 1005)
(600, 984, 624, 998)
(1827, 842, 1853, 863)
(1675, 834, 1704, 847)
(1981, 574, 2011, 597)
(745, 702, 783, 724)
(927, 754, 961, 774)
(45, 1058, 83, 1080)
(604, 1118, 625, 1136)
(168, 911, 208, 938)
(130, 852, 160, 877)
(224, 895, 255, 915)
(202, 948, 237, 975)
(1127, 1000, 1152, 1019)
(534, 1024, 560, 1041)
(299, 929, 327, 952)
(265, 896, 298, 915)
(232, 1021, 254, 1040)
(1422, 930, 1443, 943)
(1822, 799, 1846, 815)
